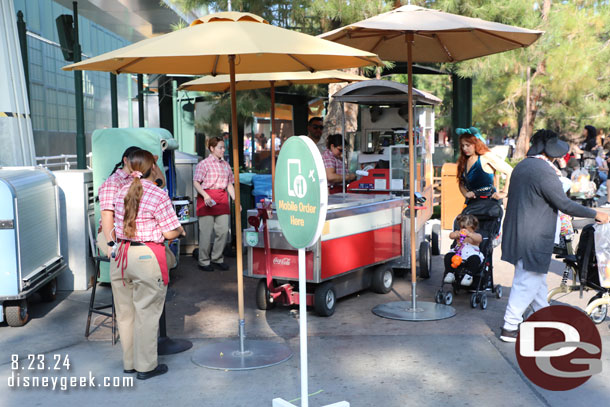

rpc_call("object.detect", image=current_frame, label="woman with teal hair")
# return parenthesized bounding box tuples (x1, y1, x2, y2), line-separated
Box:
(456, 127, 513, 201)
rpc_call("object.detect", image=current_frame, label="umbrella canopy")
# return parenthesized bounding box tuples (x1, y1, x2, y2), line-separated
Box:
(319, 5, 543, 314)
(319, 4, 543, 62)
(178, 70, 369, 92)
(332, 79, 441, 106)
(62, 12, 381, 75)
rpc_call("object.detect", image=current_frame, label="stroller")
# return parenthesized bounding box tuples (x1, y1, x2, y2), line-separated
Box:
(548, 223, 610, 324)
(435, 197, 504, 309)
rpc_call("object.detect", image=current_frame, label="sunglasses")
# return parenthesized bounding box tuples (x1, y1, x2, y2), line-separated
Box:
(312, 125, 324, 130)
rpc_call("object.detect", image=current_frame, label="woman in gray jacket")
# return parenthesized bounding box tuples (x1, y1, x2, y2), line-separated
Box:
(500, 129, 608, 342)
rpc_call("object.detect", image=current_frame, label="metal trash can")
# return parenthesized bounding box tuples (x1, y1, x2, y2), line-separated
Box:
(175, 151, 200, 254)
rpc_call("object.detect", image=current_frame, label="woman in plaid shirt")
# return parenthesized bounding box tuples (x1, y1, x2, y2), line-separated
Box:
(193, 136, 237, 272)
(322, 134, 356, 194)
(111, 150, 185, 380)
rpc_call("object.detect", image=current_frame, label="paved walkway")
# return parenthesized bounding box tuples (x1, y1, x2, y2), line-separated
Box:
(1, 220, 609, 406)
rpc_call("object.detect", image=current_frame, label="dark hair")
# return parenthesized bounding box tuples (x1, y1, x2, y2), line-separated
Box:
(109, 146, 141, 176)
(207, 136, 224, 152)
(531, 129, 559, 145)
(308, 117, 323, 126)
(123, 150, 155, 238)
(585, 125, 597, 140)
(326, 134, 344, 149)
(456, 214, 479, 231)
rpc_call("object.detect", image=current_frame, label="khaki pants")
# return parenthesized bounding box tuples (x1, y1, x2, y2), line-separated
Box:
(110, 245, 167, 372)
(198, 214, 229, 266)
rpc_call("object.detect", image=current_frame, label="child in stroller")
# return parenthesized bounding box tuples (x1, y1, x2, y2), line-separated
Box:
(436, 197, 504, 309)
(443, 214, 483, 287)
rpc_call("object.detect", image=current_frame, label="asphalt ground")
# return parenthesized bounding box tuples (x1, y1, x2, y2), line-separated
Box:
(1, 217, 609, 406)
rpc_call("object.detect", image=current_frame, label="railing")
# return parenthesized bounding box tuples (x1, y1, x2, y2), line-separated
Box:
(35, 153, 92, 170)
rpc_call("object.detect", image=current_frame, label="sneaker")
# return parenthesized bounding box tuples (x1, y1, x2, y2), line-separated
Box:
(601, 203, 610, 208)
(198, 264, 214, 272)
(500, 328, 519, 343)
(460, 274, 473, 286)
(444, 272, 455, 284)
(211, 261, 229, 271)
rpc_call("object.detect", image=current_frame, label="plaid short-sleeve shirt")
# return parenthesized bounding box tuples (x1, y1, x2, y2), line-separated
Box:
(114, 179, 181, 243)
(193, 155, 234, 190)
(322, 149, 345, 175)
(98, 168, 131, 211)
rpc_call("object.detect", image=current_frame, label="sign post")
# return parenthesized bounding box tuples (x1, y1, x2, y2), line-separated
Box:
(272, 136, 346, 407)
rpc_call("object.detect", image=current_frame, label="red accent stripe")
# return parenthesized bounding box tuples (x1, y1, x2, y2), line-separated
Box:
(320, 224, 402, 279)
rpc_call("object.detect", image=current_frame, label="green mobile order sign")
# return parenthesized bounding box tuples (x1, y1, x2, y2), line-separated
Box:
(275, 136, 328, 249)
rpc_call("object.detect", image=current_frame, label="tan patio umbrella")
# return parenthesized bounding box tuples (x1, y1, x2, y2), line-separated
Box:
(320, 4, 542, 320)
(63, 11, 381, 369)
(179, 70, 370, 199)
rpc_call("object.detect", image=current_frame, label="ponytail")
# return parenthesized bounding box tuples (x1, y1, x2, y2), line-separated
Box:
(109, 146, 142, 177)
(123, 177, 143, 238)
(121, 150, 155, 238)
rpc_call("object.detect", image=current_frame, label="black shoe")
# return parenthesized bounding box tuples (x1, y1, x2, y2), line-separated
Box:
(211, 261, 229, 271)
(198, 264, 214, 272)
(500, 328, 519, 343)
(137, 364, 168, 380)
(123, 369, 136, 374)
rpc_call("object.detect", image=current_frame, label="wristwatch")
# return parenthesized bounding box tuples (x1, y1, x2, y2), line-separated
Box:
(107, 241, 115, 247)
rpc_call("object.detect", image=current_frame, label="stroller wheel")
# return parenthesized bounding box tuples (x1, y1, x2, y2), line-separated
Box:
(495, 285, 503, 299)
(480, 293, 488, 310)
(435, 290, 443, 304)
(588, 293, 608, 324)
(470, 293, 479, 308)
(444, 291, 454, 306)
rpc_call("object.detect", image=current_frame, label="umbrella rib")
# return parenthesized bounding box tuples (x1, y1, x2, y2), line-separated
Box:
(432, 34, 454, 62)
(116, 57, 143, 73)
(287, 54, 315, 72)
(476, 28, 531, 47)
(212, 55, 220, 76)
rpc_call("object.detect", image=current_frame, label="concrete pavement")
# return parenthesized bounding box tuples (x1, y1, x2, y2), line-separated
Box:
(1, 223, 609, 406)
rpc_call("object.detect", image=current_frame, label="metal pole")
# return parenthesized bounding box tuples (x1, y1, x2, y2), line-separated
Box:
(127, 75, 133, 127)
(137, 74, 144, 127)
(298, 248, 309, 407)
(16, 11, 29, 105)
(270, 81, 276, 201)
(110, 73, 118, 127)
(341, 102, 346, 194)
(407, 38, 417, 310)
(73, 1, 85, 169)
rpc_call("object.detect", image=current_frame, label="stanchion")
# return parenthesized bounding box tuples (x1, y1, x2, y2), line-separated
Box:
(158, 304, 192, 355)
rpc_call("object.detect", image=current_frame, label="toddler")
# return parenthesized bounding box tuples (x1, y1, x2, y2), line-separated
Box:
(444, 214, 483, 286)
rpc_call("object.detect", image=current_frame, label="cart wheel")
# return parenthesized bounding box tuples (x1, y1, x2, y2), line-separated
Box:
(5, 299, 29, 327)
(255, 279, 276, 311)
(371, 266, 394, 294)
(40, 278, 57, 302)
(470, 293, 479, 309)
(431, 224, 441, 256)
(435, 290, 443, 304)
(495, 285, 503, 299)
(588, 293, 608, 324)
(480, 293, 488, 310)
(444, 291, 453, 306)
(314, 282, 336, 317)
(418, 241, 431, 279)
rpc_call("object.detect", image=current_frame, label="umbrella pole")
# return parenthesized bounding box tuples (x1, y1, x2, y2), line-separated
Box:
(191, 55, 293, 370)
(372, 37, 455, 322)
(341, 102, 346, 194)
(228, 56, 246, 351)
(270, 81, 276, 201)
(407, 45, 418, 310)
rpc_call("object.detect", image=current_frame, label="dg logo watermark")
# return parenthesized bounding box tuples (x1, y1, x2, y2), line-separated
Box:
(516, 305, 602, 391)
